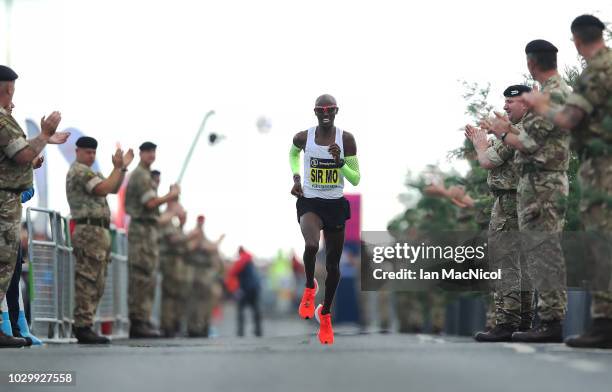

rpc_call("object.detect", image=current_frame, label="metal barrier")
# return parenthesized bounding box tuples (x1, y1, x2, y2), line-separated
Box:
(27, 208, 134, 341)
(111, 229, 130, 337)
(27, 207, 75, 342)
(94, 228, 130, 337)
(24, 206, 178, 342)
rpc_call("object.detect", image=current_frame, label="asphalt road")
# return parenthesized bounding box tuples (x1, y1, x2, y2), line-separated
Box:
(2, 316, 612, 392)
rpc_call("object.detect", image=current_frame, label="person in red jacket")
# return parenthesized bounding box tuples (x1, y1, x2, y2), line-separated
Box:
(226, 247, 262, 337)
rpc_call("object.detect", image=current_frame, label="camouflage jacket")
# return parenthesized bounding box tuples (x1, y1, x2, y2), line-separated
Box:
(159, 220, 189, 256)
(66, 161, 111, 219)
(486, 122, 522, 191)
(125, 162, 159, 219)
(516, 74, 572, 171)
(0, 107, 32, 189)
(566, 46, 612, 156)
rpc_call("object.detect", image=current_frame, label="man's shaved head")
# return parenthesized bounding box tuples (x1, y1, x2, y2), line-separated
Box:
(315, 94, 337, 107)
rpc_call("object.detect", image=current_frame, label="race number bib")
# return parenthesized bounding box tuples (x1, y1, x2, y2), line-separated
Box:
(310, 158, 340, 188)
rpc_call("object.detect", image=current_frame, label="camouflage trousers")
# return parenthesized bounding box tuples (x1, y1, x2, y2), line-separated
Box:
(0, 191, 21, 323)
(355, 258, 391, 330)
(517, 171, 568, 322)
(187, 266, 216, 335)
(160, 253, 190, 334)
(579, 156, 612, 319)
(72, 225, 111, 328)
(488, 192, 534, 328)
(358, 291, 391, 331)
(128, 222, 159, 323)
(395, 291, 445, 333)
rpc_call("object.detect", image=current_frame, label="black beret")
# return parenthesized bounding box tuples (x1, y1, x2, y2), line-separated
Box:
(503, 85, 532, 97)
(75, 136, 98, 149)
(139, 141, 157, 151)
(0, 65, 18, 82)
(525, 39, 558, 54)
(571, 14, 605, 32)
(151, 170, 161, 177)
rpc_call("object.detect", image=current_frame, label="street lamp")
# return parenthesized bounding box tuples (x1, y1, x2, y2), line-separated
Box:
(177, 110, 215, 185)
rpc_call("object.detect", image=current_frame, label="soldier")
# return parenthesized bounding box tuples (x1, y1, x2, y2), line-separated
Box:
(186, 215, 224, 338)
(392, 180, 463, 335)
(486, 40, 571, 342)
(0, 65, 68, 348)
(125, 141, 180, 338)
(158, 201, 199, 337)
(521, 15, 612, 348)
(4, 102, 42, 347)
(466, 85, 535, 341)
(66, 136, 134, 344)
(151, 170, 160, 190)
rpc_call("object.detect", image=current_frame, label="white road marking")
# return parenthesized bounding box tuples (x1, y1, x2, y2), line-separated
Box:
(504, 345, 605, 374)
(416, 334, 446, 344)
(566, 359, 606, 373)
(502, 343, 536, 354)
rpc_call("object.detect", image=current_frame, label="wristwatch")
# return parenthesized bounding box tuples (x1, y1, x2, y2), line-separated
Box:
(500, 132, 508, 142)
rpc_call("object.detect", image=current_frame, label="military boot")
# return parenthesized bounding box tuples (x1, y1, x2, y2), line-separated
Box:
(518, 320, 533, 332)
(398, 325, 422, 334)
(511, 320, 563, 343)
(474, 324, 515, 342)
(129, 321, 161, 339)
(12, 330, 33, 347)
(565, 318, 612, 349)
(162, 328, 176, 338)
(0, 330, 27, 348)
(74, 326, 110, 344)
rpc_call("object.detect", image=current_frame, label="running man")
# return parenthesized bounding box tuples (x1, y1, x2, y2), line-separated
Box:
(289, 94, 361, 345)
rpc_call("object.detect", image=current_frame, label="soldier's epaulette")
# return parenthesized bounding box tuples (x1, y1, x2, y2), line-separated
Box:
(0, 116, 10, 145)
(0, 114, 9, 128)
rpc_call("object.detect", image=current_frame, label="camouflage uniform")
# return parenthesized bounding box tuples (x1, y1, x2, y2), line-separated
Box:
(186, 245, 220, 336)
(456, 168, 496, 330)
(125, 163, 160, 324)
(486, 130, 534, 329)
(0, 107, 31, 323)
(565, 46, 612, 318)
(159, 219, 190, 335)
(66, 161, 112, 328)
(395, 291, 445, 333)
(515, 74, 571, 322)
(395, 194, 460, 334)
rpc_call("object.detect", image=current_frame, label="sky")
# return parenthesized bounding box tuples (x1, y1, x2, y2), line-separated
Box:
(1, 0, 611, 260)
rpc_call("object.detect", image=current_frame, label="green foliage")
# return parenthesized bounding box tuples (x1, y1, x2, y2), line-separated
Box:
(450, 81, 493, 160)
(389, 57, 590, 234)
(565, 153, 582, 231)
(562, 64, 583, 88)
(461, 81, 494, 121)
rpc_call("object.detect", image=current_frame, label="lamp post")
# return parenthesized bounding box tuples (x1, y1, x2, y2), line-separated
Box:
(177, 110, 215, 184)
(4, 0, 13, 65)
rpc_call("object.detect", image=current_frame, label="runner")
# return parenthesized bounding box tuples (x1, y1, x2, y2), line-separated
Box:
(289, 94, 361, 344)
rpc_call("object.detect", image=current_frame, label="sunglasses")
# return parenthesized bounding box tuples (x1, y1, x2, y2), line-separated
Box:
(314, 106, 338, 115)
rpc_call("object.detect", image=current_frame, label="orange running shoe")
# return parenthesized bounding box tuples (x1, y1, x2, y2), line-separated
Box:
(315, 304, 334, 345)
(298, 279, 318, 319)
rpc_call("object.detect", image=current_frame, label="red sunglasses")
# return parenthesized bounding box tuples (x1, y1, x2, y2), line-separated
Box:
(314, 105, 338, 115)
